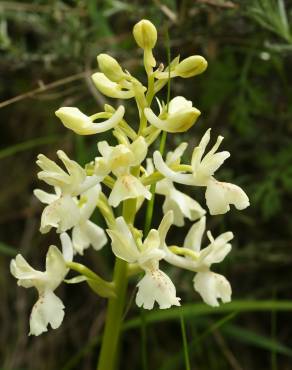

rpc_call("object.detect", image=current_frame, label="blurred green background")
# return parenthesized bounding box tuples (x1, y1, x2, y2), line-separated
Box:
(1, 0, 292, 369)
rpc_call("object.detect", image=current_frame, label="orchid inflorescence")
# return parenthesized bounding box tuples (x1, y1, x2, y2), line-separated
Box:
(10, 19, 250, 337)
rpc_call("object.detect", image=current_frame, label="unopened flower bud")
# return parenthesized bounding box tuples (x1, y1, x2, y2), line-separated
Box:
(91, 72, 135, 99)
(55, 106, 125, 135)
(97, 54, 125, 82)
(175, 56, 208, 78)
(133, 19, 157, 50)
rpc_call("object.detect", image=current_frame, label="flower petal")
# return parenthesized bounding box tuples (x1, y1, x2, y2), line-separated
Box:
(129, 136, 148, 166)
(153, 151, 195, 185)
(91, 72, 135, 99)
(45, 245, 67, 289)
(33, 189, 59, 205)
(193, 271, 231, 307)
(157, 210, 173, 248)
(144, 106, 200, 133)
(40, 195, 80, 234)
(108, 174, 151, 207)
(205, 178, 250, 215)
(107, 217, 139, 263)
(72, 221, 107, 255)
(183, 216, 206, 252)
(60, 232, 73, 262)
(10, 255, 43, 287)
(79, 184, 101, 221)
(136, 269, 181, 309)
(29, 290, 65, 336)
(163, 188, 205, 227)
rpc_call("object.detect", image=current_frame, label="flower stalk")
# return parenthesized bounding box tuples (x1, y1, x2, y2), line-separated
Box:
(10, 18, 250, 370)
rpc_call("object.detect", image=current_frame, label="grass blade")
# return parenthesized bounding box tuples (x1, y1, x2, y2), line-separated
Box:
(0, 135, 59, 160)
(123, 300, 292, 330)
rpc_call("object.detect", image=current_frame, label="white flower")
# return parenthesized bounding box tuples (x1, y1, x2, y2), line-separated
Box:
(144, 96, 201, 133)
(107, 216, 180, 309)
(72, 185, 107, 255)
(10, 233, 73, 336)
(36, 150, 98, 196)
(35, 150, 102, 233)
(55, 106, 125, 135)
(95, 137, 151, 207)
(193, 271, 231, 307)
(149, 143, 205, 226)
(153, 129, 250, 215)
(159, 213, 232, 307)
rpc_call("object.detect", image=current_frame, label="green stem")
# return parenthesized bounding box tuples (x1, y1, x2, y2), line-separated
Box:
(97, 199, 136, 370)
(180, 313, 191, 370)
(97, 258, 128, 370)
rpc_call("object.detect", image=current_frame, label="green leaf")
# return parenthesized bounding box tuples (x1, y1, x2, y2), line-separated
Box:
(123, 300, 292, 330)
(0, 241, 17, 256)
(223, 324, 292, 357)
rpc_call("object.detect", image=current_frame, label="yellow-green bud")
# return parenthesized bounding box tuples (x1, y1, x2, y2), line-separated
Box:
(133, 19, 157, 50)
(97, 53, 125, 82)
(175, 56, 208, 78)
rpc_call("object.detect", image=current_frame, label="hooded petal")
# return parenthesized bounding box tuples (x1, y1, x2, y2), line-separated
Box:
(108, 174, 151, 207)
(29, 290, 65, 336)
(107, 216, 139, 263)
(193, 271, 231, 307)
(79, 184, 101, 221)
(144, 105, 200, 133)
(138, 230, 165, 266)
(168, 96, 193, 114)
(45, 246, 67, 289)
(205, 178, 250, 215)
(136, 269, 181, 309)
(129, 136, 148, 166)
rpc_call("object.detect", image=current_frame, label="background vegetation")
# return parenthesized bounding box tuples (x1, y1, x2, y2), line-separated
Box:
(1, 0, 292, 369)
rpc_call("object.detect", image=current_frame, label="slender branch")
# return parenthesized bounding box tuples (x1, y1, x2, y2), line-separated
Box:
(0, 71, 93, 109)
